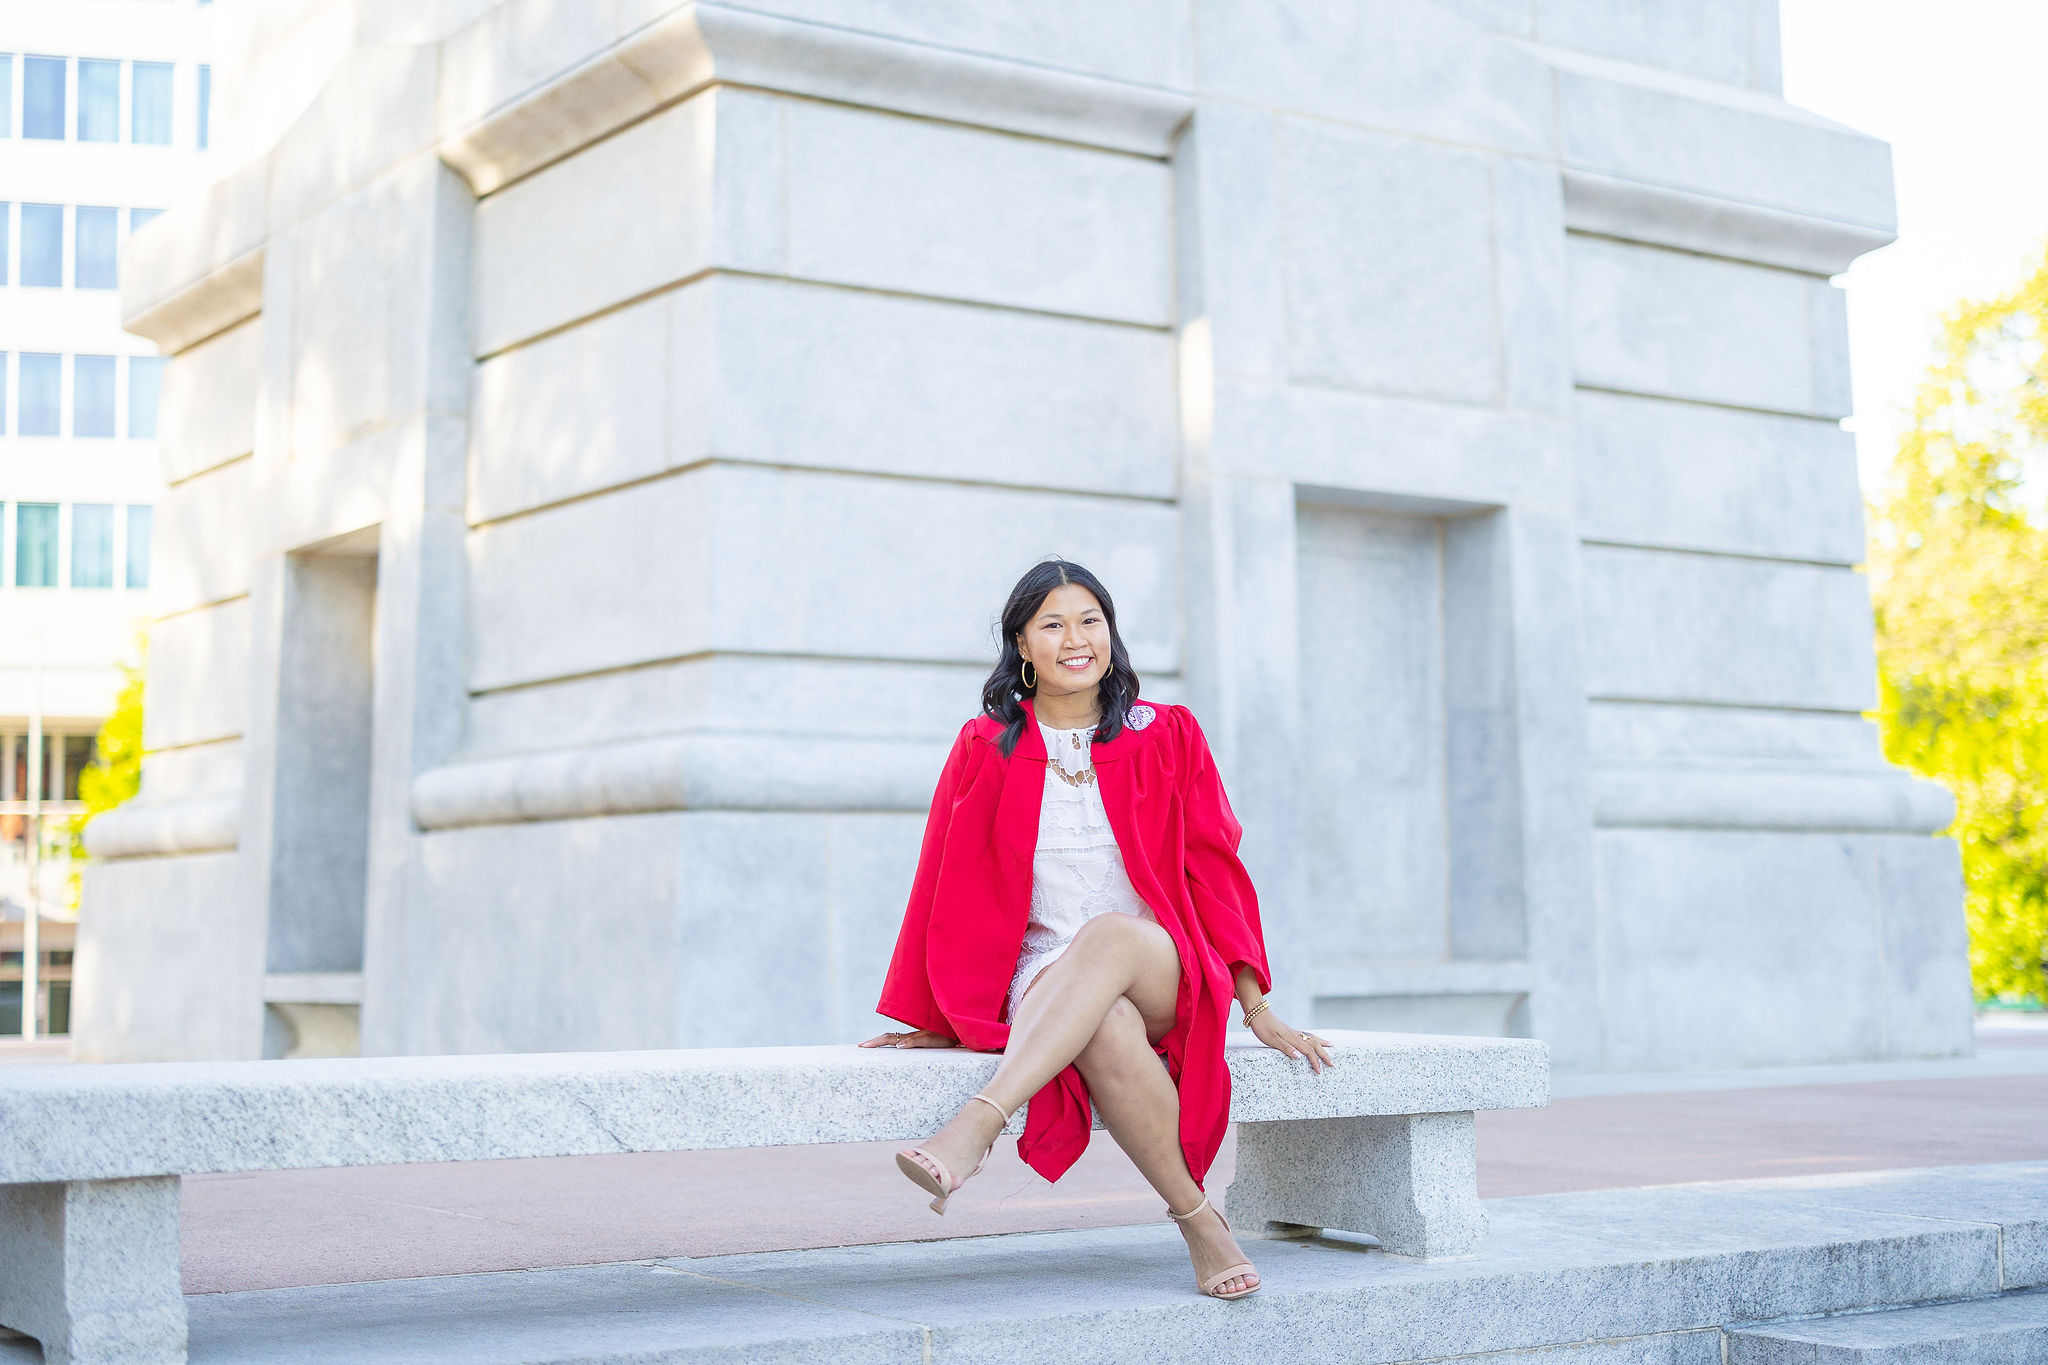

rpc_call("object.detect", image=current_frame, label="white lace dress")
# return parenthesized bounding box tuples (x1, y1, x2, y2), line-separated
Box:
(1005, 720, 1156, 1021)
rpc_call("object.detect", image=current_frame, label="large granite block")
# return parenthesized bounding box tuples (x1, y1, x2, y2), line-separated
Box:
(0, 1031, 1546, 1184)
(0, 1178, 184, 1365)
(127, 1164, 2037, 1364)
(459, 655, 986, 759)
(140, 598, 251, 751)
(1728, 1291, 2048, 1363)
(1579, 546, 1875, 711)
(71, 853, 261, 1064)
(781, 99, 1173, 326)
(1229, 1111, 1487, 1258)
(369, 813, 691, 1056)
(1755, 1163, 2048, 1293)
(470, 89, 732, 355)
(1594, 830, 1942, 1069)
(1569, 236, 1851, 419)
(468, 274, 1178, 523)
(464, 464, 1180, 692)
(1587, 702, 1887, 770)
(151, 458, 255, 617)
(1575, 391, 1864, 564)
(157, 317, 259, 482)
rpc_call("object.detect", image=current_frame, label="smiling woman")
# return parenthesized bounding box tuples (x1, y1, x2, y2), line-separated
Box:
(858, 557, 1335, 1302)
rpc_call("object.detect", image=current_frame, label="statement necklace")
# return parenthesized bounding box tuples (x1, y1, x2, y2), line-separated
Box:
(1047, 727, 1098, 788)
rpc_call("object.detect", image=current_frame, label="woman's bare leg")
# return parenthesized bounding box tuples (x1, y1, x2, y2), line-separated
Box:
(908, 914, 1256, 1293)
(1074, 1000, 1258, 1295)
(908, 913, 1178, 1180)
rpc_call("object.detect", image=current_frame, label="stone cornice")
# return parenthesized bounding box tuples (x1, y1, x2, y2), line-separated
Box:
(410, 732, 952, 827)
(121, 156, 272, 353)
(1562, 170, 1897, 276)
(83, 794, 242, 859)
(436, 1, 1195, 197)
(1593, 763, 1954, 834)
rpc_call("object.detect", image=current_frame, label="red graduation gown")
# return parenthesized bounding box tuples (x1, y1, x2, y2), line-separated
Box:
(876, 697, 1273, 1186)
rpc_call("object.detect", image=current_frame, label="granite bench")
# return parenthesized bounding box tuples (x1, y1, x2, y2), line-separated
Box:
(0, 1029, 1547, 1364)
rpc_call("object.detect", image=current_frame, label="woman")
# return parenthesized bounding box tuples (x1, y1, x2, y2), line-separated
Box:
(859, 558, 1334, 1301)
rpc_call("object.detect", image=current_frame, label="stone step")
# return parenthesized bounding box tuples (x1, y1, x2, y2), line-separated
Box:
(1729, 1290, 2048, 1362)
(41, 1160, 2033, 1365)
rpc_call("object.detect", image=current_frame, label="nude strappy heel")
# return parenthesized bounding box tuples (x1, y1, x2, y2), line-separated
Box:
(895, 1093, 1008, 1214)
(1167, 1195, 1261, 1300)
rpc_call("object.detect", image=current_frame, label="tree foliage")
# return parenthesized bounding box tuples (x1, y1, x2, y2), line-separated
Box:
(64, 649, 145, 909)
(1869, 243, 2048, 1006)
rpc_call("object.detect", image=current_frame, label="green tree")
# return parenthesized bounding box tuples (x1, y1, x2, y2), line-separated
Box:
(1869, 242, 2048, 1006)
(64, 650, 145, 908)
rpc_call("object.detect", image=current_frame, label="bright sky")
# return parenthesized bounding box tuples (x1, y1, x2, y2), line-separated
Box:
(1779, 0, 2048, 497)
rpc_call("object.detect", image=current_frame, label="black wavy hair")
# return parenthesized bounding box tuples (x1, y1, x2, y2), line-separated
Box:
(980, 558, 1143, 758)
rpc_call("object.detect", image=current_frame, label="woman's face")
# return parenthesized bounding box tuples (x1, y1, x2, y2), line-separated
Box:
(1017, 584, 1113, 701)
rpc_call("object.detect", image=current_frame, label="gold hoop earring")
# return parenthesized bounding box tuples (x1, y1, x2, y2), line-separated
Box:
(1020, 659, 1037, 689)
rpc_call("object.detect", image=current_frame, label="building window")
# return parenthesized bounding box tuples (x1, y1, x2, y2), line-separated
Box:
(197, 64, 211, 150)
(62, 738, 96, 802)
(1, 355, 8, 433)
(75, 207, 119, 289)
(130, 206, 163, 234)
(125, 506, 153, 590)
(1, 204, 10, 286)
(23, 57, 66, 140)
(77, 59, 120, 142)
(129, 356, 166, 438)
(72, 505, 115, 590)
(16, 505, 59, 587)
(131, 62, 172, 145)
(21, 204, 63, 287)
(71, 505, 115, 589)
(0, 55, 14, 138)
(74, 356, 117, 437)
(19, 355, 61, 436)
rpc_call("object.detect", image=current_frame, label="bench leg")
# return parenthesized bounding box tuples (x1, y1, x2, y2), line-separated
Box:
(0, 1177, 186, 1364)
(1225, 1112, 1486, 1259)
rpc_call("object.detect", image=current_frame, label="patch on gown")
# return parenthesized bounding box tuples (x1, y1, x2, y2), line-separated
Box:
(1126, 704, 1156, 730)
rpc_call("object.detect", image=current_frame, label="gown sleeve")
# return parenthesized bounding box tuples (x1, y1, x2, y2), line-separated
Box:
(1179, 710, 1273, 995)
(875, 724, 978, 1035)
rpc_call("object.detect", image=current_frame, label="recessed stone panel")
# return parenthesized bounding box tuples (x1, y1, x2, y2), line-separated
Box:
(1279, 119, 1498, 403)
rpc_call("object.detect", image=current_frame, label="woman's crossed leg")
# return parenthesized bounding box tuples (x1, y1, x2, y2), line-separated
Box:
(913, 913, 1258, 1295)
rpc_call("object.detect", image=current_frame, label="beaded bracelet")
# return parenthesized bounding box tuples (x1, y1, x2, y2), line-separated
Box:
(1241, 998, 1271, 1027)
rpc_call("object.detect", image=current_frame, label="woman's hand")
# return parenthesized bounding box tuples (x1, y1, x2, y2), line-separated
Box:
(858, 1028, 960, 1049)
(1248, 1008, 1335, 1073)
